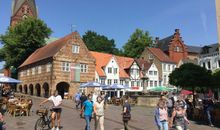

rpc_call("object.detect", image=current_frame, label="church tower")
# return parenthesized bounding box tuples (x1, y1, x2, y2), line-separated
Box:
(216, 0, 220, 53)
(10, 0, 38, 26)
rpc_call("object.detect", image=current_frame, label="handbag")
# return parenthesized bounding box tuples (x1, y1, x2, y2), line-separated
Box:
(123, 112, 131, 121)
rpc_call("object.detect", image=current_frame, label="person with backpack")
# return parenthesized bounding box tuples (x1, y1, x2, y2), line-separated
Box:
(122, 95, 131, 130)
(155, 99, 169, 130)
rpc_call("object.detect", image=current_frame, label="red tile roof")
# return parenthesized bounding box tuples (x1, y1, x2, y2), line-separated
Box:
(90, 51, 134, 78)
(19, 32, 78, 68)
(148, 47, 175, 63)
(115, 56, 134, 78)
(90, 51, 112, 77)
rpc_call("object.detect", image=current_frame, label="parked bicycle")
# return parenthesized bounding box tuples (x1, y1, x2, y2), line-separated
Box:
(35, 106, 52, 130)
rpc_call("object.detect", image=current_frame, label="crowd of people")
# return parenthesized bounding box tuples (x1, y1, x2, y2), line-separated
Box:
(154, 89, 217, 130)
(73, 91, 131, 130)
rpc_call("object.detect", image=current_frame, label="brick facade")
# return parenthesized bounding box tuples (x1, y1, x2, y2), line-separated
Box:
(18, 32, 95, 98)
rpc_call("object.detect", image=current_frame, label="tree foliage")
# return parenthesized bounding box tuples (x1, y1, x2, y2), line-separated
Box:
(169, 63, 212, 88)
(212, 69, 220, 87)
(123, 28, 153, 58)
(0, 17, 52, 69)
(82, 31, 120, 55)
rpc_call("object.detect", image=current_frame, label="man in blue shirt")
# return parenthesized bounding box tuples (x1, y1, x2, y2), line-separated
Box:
(81, 94, 93, 130)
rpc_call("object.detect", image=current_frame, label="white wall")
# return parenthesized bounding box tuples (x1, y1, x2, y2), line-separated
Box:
(199, 52, 220, 71)
(162, 62, 176, 86)
(146, 63, 159, 87)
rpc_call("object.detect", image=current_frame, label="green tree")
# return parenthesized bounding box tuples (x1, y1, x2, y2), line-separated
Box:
(169, 63, 212, 89)
(212, 69, 220, 87)
(0, 17, 52, 69)
(82, 31, 120, 54)
(123, 28, 153, 58)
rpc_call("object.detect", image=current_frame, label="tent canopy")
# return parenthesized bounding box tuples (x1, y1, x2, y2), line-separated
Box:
(147, 86, 174, 92)
(80, 81, 106, 88)
(103, 84, 129, 90)
(0, 76, 21, 84)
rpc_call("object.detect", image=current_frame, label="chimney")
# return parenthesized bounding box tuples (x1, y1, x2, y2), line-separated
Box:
(175, 29, 180, 33)
(153, 37, 159, 47)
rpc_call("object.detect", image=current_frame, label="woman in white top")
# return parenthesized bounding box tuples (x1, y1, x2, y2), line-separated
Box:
(40, 90, 62, 130)
(94, 96, 105, 130)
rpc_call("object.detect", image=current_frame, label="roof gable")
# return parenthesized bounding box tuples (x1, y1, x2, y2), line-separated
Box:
(19, 32, 79, 68)
(148, 47, 175, 63)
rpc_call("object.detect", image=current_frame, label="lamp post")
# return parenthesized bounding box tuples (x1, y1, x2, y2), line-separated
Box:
(141, 76, 148, 94)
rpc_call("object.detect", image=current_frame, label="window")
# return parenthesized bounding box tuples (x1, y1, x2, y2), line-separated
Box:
(101, 79, 105, 85)
(125, 80, 129, 86)
(218, 60, 220, 68)
(207, 61, 211, 69)
(150, 81, 153, 87)
(38, 66, 42, 74)
(131, 81, 134, 86)
(203, 62, 206, 68)
(72, 45, 80, 53)
(176, 46, 180, 52)
(107, 79, 112, 85)
(114, 79, 118, 84)
(120, 80, 124, 85)
(163, 64, 166, 71)
(130, 69, 133, 75)
(27, 69, 30, 76)
(154, 81, 157, 86)
(114, 68, 117, 74)
(149, 71, 153, 75)
(149, 54, 153, 60)
(108, 67, 112, 73)
(163, 75, 167, 84)
(137, 81, 140, 87)
(154, 71, 157, 75)
(32, 68, 35, 75)
(46, 63, 52, 72)
(168, 65, 170, 71)
(80, 64, 88, 73)
(62, 62, 70, 72)
(159, 81, 162, 86)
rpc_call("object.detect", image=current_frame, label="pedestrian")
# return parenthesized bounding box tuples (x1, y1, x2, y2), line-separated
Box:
(81, 94, 94, 130)
(94, 96, 105, 130)
(203, 91, 214, 127)
(122, 95, 131, 130)
(40, 90, 62, 130)
(80, 92, 87, 109)
(74, 92, 81, 109)
(154, 99, 169, 130)
(170, 101, 190, 130)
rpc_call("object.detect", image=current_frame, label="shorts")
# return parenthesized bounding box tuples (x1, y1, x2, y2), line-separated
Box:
(52, 108, 62, 113)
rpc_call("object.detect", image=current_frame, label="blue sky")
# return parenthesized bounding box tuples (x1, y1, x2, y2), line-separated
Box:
(0, 0, 218, 49)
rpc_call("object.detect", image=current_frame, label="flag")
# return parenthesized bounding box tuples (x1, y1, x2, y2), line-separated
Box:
(70, 63, 80, 82)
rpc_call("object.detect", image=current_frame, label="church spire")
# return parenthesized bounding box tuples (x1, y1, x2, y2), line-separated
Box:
(10, 0, 38, 26)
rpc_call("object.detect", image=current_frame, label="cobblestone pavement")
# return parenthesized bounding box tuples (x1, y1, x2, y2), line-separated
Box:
(4, 96, 220, 130)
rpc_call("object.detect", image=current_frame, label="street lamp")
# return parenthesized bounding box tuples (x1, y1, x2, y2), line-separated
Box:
(141, 75, 148, 94)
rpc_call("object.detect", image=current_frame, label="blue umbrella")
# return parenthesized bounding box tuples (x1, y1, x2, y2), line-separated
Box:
(0, 76, 21, 83)
(80, 81, 101, 88)
(103, 84, 129, 90)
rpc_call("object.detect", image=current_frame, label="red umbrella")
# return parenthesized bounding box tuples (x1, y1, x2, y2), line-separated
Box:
(180, 90, 192, 95)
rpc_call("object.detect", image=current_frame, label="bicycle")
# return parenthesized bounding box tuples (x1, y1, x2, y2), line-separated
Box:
(34, 106, 52, 130)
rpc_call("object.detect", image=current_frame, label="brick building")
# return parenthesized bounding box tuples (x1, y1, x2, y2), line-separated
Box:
(140, 47, 176, 87)
(156, 29, 202, 64)
(18, 32, 95, 98)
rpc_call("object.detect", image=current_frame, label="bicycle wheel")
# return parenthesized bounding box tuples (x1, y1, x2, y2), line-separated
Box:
(34, 118, 46, 130)
(47, 116, 52, 129)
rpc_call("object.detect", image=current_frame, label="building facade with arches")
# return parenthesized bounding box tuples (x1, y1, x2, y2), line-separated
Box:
(17, 32, 95, 98)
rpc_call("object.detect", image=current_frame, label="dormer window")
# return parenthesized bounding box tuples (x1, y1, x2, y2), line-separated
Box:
(72, 45, 80, 53)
